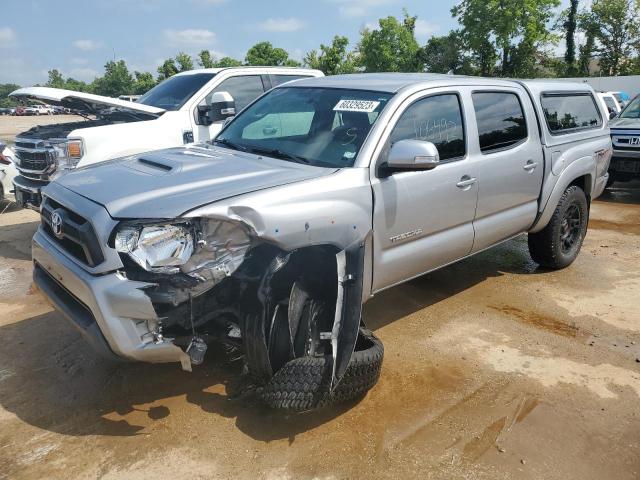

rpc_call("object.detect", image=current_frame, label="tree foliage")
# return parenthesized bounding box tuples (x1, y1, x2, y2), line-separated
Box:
(588, 0, 640, 75)
(91, 60, 134, 97)
(420, 31, 473, 74)
(245, 41, 300, 66)
(0, 83, 20, 107)
(304, 36, 358, 75)
(452, 0, 560, 77)
(358, 11, 421, 72)
(133, 71, 156, 94)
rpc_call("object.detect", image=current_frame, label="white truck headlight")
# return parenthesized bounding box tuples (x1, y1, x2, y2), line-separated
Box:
(115, 224, 195, 273)
(50, 138, 84, 170)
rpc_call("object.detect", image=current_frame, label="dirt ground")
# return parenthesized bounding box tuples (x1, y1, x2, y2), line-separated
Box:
(0, 115, 638, 479)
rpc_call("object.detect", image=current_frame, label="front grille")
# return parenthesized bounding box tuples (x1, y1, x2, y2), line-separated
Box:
(14, 138, 56, 179)
(41, 197, 105, 267)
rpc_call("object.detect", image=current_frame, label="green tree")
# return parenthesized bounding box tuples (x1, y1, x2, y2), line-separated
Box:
(198, 49, 215, 68)
(589, 0, 640, 76)
(175, 52, 194, 72)
(564, 0, 580, 75)
(304, 35, 359, 75)
(245, 41, 300, 66)
(64, 78, 91, 92)
(46, 69, 66, 89)
(0, 83, 20, 107)
(420, 31, 473, 74)
(577, 11, 599, 76)
(358, 11, 421, 72)
(452, 0, 560, 77)
(215, 56, 242, 67)
(157, 58, 178, 81)
(91, 60, 134, 97)
(133, 71, 156, 94)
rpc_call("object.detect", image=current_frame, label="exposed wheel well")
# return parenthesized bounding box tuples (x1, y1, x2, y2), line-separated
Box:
(568, 174, 592, 204)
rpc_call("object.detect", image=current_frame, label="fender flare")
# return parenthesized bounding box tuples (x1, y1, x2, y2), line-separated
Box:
(530, 156, 595, 233)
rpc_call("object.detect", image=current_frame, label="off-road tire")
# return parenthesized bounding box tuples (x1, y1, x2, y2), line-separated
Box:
(528, 185, 588, 269)
(261, 329, 384, 411)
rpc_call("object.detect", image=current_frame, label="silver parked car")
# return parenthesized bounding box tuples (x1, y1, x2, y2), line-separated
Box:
(32, 74, 611, 411)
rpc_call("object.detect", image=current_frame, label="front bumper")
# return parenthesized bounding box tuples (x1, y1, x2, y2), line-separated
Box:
(13, 175, 44, 210)
(609, 154, 640, 175)
(32, 227, 191, 368)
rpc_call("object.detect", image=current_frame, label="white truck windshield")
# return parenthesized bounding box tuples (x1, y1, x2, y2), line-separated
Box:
(138, 73, 216, 111)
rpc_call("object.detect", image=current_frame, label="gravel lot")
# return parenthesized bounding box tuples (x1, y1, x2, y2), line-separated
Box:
(0, 115, 639, 479)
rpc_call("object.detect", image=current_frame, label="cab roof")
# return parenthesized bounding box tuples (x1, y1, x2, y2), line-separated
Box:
(285, 73, 595, 95)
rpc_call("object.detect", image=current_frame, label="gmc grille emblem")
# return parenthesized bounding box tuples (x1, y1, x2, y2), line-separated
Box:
(51, 211, 63, 238)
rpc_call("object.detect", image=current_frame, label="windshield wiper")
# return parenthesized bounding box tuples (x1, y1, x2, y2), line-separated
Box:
(214, 138, 248, 152)
(245, 146, 310, 164)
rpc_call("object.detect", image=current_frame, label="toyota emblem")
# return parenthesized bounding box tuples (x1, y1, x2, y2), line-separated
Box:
(51, 211, 63, 237)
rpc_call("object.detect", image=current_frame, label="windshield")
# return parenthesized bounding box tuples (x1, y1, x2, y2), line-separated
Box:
(620, 95, 640, 118)
(214, 87, 392, 168)
(137, 73, 216, 111)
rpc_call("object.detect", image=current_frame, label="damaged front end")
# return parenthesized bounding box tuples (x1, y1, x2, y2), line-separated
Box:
(114, 215, 367, 391)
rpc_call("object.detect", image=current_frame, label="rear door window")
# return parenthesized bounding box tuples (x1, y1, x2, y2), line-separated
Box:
(541, 93, 602, 134)
(210, 75, 266, 111)
(472, 92, 528, 153)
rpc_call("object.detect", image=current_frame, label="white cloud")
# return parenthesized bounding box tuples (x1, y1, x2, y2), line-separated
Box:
(163, 29, 216, 47)
(414, 19, 439, 40)
(332, 0, 395, 17)
(0, 27, 16, 47)
(259, 17, 305, 32)
(74, 39, 102, 51)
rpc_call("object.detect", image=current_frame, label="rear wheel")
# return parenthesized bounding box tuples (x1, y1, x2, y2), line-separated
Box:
(528, 185, 588, 269)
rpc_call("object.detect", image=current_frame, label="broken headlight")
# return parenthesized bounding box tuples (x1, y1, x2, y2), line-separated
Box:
(114, 220, 250, 282)
(115, 224, 195, 273)
(181, 219, 251, 283)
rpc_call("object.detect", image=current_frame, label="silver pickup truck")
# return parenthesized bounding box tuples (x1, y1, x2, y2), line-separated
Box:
(32, 74, 611, 411)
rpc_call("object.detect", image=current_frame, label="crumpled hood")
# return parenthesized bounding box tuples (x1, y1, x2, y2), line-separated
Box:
(55, 145, 337, 219)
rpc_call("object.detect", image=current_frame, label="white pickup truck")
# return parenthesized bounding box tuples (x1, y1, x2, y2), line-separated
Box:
(10, 67, 323, 209)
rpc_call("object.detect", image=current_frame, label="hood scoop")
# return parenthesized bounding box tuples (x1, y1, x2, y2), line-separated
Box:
(122, 155, 179, 176)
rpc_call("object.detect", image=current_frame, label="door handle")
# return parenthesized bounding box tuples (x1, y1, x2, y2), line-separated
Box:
(523, 160, 538, 172)
(456, 176, 477, 189)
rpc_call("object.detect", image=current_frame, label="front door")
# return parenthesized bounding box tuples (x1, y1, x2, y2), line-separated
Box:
(371, 90, 479, 292)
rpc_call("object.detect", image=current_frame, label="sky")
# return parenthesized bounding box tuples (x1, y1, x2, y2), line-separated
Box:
(0, 0, 577, 86)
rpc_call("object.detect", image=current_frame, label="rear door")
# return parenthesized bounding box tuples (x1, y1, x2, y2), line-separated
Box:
(370, 88, 479, 292)
(470, 88, 543, 252)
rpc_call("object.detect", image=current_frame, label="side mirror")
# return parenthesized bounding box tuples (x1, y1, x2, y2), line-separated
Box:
(385, 139, 440, 172)
(610, 111, 618, 120)
(198, 91, 236, 126)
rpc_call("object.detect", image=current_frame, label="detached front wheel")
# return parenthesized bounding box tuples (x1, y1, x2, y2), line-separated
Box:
(261, 328, 383, 412)
(528, 185, 588, 269)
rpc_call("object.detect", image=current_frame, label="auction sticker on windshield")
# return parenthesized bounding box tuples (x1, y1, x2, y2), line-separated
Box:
(334, 99, 380, 113)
